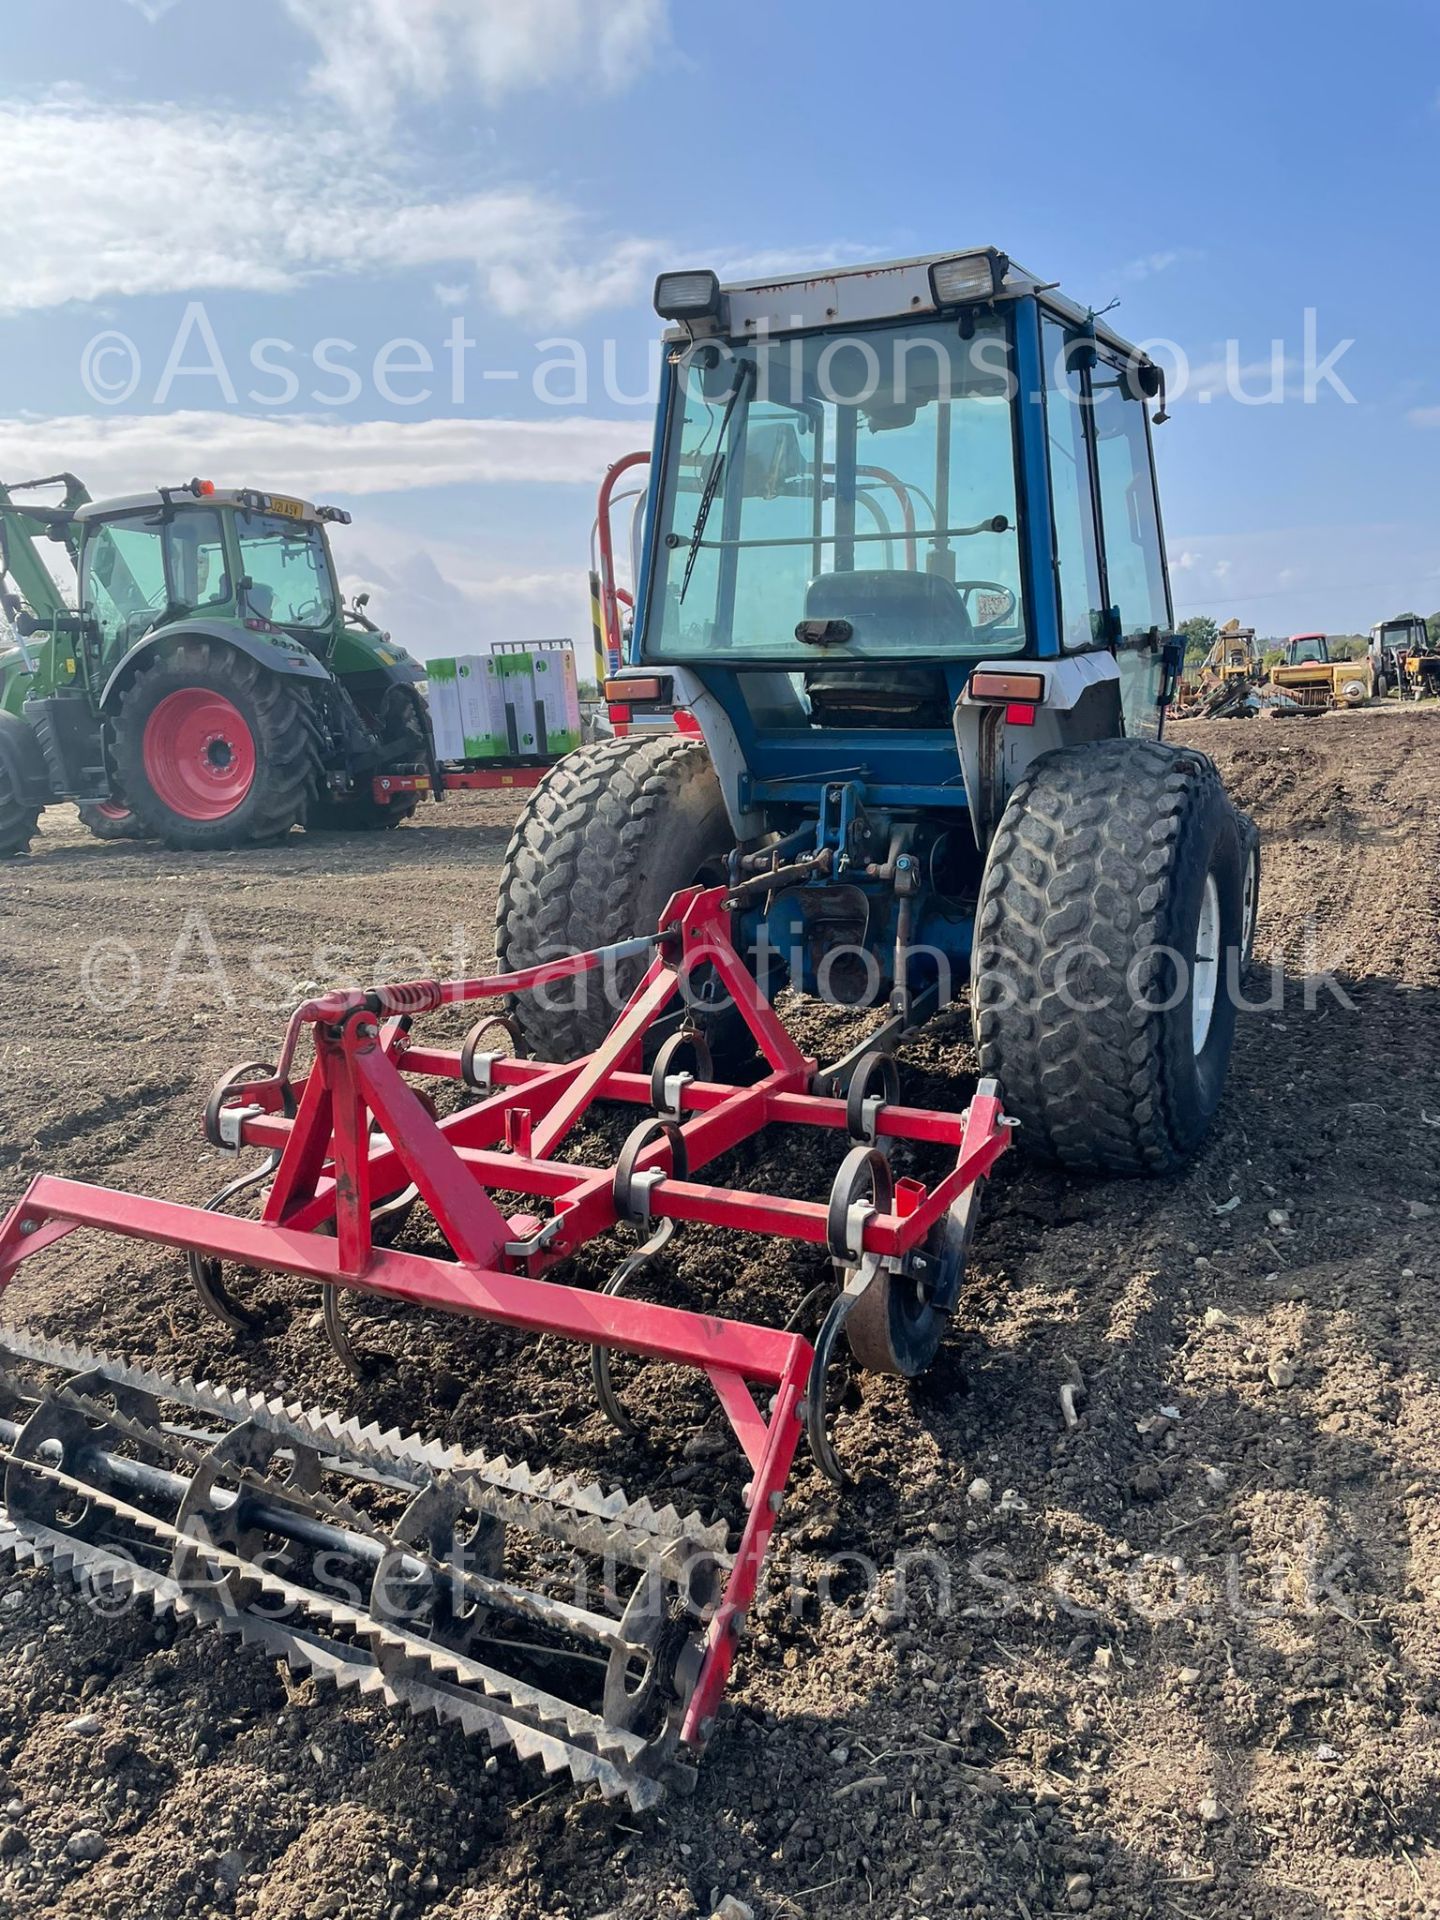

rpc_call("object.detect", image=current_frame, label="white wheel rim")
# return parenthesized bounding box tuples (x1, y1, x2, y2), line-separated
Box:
(1192, 873, 1221, 1055)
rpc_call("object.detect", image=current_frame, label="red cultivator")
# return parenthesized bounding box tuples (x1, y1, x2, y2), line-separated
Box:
(0, 885, 1009, 1805)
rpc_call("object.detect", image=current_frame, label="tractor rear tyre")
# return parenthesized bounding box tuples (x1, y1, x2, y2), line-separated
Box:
(496, 734, 734, 1061)
(0, 713, 42, 858)
(113, 641, 319, 851)
(973, 739, 1246, 1175)
(78, 800, 142, 841)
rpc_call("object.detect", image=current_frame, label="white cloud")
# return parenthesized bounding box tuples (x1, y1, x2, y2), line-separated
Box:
(1173, 354, 1300, 404)
(0, 410, 640, 499)
(282, 0, 668, 122)
(345, 539, 590, 656)
(1409, 405, 1440, 427)
(0, 97, 661, 323)
(1121, 250, 1182, 281)
(709, 241, 898, 281)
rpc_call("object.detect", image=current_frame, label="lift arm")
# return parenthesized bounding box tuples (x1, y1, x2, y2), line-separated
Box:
(0, 473, 89, 634)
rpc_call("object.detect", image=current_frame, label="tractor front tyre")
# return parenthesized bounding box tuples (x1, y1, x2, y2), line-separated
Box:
(973, 739, 1246, 1175)
(113, 642, 319, 851)
(0, 713, 43, 858)
(496, 734, 734, 1061)
(78, 800, 142, 842)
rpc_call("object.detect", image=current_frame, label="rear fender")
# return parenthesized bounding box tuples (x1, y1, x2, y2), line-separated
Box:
(953, 652, 1123, 849)
(643, 663, 764, 840)
(329, 624, 426, 687)
(97, 618, 332, 710)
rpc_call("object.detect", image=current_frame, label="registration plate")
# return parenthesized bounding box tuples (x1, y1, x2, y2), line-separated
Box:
(265, 494, 304, 519)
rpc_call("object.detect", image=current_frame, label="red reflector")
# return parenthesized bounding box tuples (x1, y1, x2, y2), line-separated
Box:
(674, 710, 702, 737)
(1004, 702, 1037, 727)
(607, 703, 632, 727)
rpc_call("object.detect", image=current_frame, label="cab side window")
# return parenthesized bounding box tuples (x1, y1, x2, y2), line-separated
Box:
(1041, 319, 1104, 650)
(1090, 358, 1170, 639)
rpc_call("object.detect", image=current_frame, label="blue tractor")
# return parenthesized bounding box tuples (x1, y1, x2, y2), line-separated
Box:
(499, 250, 1260, 1255)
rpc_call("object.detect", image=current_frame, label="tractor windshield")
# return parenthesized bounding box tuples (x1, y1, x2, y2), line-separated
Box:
(1288, 637, 1327, 663)
(644, 311, 1025, 664)
(235, 512, 337, 630)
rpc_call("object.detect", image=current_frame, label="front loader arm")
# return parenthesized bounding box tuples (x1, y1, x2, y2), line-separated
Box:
(0, 473, 89, 633)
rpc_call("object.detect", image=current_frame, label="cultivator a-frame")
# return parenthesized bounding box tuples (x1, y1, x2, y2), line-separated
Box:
(0, 885, 1009, 1805)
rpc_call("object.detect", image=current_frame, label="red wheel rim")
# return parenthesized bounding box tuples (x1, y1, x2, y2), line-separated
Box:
(142, 689, 257, 821)
(95, 800, 131, 822)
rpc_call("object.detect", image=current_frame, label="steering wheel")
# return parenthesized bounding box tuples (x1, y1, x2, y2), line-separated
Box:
(954, 581, 1017, 630)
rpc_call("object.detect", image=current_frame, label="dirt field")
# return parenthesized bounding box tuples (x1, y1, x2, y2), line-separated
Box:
(1, 709, 1437, 1920)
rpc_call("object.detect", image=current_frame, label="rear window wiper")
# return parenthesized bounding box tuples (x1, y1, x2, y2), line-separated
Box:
(680, 359, 755, 603)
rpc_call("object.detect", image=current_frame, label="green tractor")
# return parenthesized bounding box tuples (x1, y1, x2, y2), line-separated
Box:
(0, 474, 435, 854)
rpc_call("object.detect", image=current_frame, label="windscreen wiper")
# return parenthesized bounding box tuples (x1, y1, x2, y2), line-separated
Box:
(679, 359, 756, 603)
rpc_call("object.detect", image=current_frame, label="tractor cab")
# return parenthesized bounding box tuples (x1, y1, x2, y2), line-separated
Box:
(1282, 633, 1329, 666)
(503, 248, 1257, 1189)
(629, 251, 1175, 837)
(71, 485, 351, 677)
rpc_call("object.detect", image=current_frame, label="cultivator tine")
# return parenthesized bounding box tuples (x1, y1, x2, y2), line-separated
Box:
(590, 1216, 679, 1436)
(185, 1155, 278, 1333)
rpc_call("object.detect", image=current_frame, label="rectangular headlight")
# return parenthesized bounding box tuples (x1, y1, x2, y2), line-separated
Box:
(928, 249, 1009, 306)
(654, 269, 721, 321)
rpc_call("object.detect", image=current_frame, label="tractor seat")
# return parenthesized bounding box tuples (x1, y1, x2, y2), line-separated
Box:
(804, 568, 975, 650)
(802, 570, 963, 728)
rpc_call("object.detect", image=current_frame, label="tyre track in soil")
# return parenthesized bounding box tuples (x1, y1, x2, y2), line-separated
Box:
(0, 717, 1436, 1920)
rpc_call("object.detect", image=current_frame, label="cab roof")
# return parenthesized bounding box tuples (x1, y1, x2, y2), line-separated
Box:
(668, 248, 1153, 366)
(74, 487, 325, 526)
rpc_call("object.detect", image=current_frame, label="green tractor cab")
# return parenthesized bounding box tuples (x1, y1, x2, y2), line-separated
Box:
(0, 476, 434, 853)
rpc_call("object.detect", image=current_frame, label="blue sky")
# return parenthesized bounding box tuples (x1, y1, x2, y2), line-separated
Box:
(0, 0, 1436, 647)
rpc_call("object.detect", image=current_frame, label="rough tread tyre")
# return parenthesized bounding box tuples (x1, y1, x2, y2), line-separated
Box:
(0, 713, 42, 858)
(78, 801, 142, 842)
(113, 640, 319, 851)
(973, 738, 1244, 1175)
(496, 735, 732, 1060)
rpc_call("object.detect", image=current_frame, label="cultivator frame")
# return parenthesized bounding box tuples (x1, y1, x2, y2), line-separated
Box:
(0, 884, 1008, 1800)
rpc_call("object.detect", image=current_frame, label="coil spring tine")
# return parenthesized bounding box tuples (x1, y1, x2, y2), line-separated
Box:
(590, 1218, 677, 1436)
(187, 1154, 279, 1333)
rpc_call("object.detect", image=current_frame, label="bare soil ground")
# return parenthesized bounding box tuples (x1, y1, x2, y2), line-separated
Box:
(0, 709, 1437, 1920)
